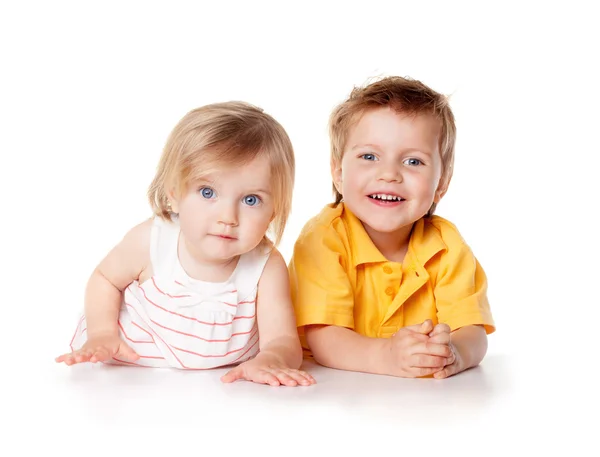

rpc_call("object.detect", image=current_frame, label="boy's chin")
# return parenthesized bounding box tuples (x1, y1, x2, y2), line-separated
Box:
(362, 218, 414, 234)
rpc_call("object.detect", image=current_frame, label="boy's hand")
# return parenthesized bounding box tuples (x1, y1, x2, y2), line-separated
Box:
(428, 323, 461, 378)
(427, 322, 465, 379)
(55, 334, 139, 365)
(221, 354, 316, 387)
(385, 320, 454, 378)
(432, 345, 463, 378)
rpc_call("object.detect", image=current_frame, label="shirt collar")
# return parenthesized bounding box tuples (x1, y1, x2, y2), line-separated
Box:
(341, 203, 446, 267)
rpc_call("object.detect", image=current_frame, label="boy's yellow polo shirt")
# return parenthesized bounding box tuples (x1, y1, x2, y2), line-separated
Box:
(288, 203, 495, 353)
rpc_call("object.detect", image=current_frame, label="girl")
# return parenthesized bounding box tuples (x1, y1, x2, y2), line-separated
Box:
(56, 102, 315, 387)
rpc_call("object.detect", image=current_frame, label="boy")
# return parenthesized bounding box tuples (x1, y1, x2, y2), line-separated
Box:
(288, 76, 495, 379)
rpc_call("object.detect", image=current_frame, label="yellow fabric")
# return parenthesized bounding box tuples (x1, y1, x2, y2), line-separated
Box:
(288, 203, 495, 354)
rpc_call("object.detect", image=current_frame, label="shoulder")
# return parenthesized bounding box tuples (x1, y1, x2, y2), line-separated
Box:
(294, 203, 347, 251)
(420, 216, 479, 275)
(111, 218, 154, 273)
(96, 218, 154, 286)
(119, 218, 153, 252)
(423, 215, 468, 249)
(264, 247, 286, 271)
(258, 247, 288, 285)
(122, 217, 155, 248)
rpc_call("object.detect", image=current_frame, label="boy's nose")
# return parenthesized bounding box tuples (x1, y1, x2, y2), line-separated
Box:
(378, 167, 403, 183)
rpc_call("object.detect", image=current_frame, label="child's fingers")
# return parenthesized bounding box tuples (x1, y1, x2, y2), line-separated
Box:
(220, 366, 244, 383)
(392, 328, 429, 344)
(419, 319, 434, 334)
(278, 369, 316, 386)
(446, 345, 456, 366)
(433, 346, 458, 378)
(74, 350, 92, 363)
(428, 323, 451, 337)
(252, 370, 281, 386)
(400, 320, 431, 333)
(433, 363, 458, 379)
(414, 341, 453, 358)
(292, 369, 317, 385)
(117, 344, 140, 362)
(410, 353, 448, 368)
(223, 367, 280, 386)
(57, 350, 89, 365)
(270, 369, 298, 387)
(90, 347, 111, 363)
(402, 319, 433, 335)
(408, 366, 444, 378)
(55, 354, 75, 365)
(428, 331, 451, 345)
(55, 353, 72, 363)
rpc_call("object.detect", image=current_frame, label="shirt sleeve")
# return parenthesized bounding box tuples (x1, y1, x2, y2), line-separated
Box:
(434, 240, 496, 334)
(288, 225, 355, 330)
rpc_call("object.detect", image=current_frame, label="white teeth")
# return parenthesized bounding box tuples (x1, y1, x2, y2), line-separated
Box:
(371, 193, 400, 201)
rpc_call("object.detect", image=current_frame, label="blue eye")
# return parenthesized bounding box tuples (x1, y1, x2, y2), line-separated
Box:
(243, 195, 261, 206)
(404, 158, 422, 166)
(200, 187, 215, 199)
(360, 153, 377, 161)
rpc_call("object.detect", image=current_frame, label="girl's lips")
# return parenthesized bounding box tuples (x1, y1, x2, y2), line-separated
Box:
(212, 234, 236, 240)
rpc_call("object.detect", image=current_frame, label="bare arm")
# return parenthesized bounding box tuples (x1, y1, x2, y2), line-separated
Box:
(305, 324, 389, 374)
(451, 325, 488, 369)
(427, 323, 488, 378)
(253, 249, 303, 369)
(307, 321, 455, 378)
(83, 219, 151, 338)
(56, 219, 152, 364)
(220, 249, 314, 386)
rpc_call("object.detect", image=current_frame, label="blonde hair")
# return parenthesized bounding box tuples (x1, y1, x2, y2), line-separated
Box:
(329, 76, 456, 215)
(148, 101, 295, 246)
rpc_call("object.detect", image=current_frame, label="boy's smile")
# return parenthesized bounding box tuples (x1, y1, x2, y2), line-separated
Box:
(332, 106, 444, 256)
(367, 192, 406, 206)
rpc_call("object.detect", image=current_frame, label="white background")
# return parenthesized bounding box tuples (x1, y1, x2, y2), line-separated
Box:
(1, 0, 598, 454)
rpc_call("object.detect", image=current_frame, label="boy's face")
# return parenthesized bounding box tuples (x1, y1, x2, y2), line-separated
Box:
(332, 106, 444, 238)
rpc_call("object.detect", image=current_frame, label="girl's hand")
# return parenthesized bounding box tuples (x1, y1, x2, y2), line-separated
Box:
(221, 355, 316, 387)
(55, 334, 139, 365)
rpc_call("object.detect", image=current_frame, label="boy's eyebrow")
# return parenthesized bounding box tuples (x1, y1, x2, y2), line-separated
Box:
(350, 143, 381, 150)
(351, 143, 432, 155)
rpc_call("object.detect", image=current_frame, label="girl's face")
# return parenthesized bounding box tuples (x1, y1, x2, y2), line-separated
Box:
(170, 154, 274, 266)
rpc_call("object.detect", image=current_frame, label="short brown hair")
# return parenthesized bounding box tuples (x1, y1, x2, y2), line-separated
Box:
(329, 76, 456, 215)
(147, 101, 295, 246)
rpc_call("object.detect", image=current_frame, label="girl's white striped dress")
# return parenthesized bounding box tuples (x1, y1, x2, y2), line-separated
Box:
(69, 217, 270, 369)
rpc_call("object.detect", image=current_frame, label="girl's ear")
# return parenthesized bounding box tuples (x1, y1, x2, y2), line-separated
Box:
(167, 189, 180, 214)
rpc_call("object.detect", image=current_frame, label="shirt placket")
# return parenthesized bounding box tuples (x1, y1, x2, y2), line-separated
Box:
(378, 262, 403, 337)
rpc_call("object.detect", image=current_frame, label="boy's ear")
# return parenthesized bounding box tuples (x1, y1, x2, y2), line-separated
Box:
(331, 159, 343, 194)
(434, 177, 449, 203)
